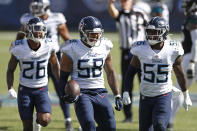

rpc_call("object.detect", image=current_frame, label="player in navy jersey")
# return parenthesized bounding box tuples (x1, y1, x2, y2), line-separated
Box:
(16, 0, 73, 130)
(122, 16, 192, 131)
(7, 17, 60, 131)
(59, 16, 123, 131)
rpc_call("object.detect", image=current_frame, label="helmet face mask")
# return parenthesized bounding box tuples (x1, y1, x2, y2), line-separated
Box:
(79, 16, 103, 47)
(145, 17, 169, 45)
(26, 17, 47, 43)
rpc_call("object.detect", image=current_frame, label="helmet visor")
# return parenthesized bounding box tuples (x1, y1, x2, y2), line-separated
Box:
(32, 25, 47, 32)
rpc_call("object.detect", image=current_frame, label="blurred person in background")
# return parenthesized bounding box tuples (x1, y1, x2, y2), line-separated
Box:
(169, 0, 197, 130)
(108, 0, 148, 123)
(59, 16, 123, 131)
(122, 16, 192, 131)
(16, 0, 73, 130)
(7, 17, 60, 131)
(149, 0, 169, 23)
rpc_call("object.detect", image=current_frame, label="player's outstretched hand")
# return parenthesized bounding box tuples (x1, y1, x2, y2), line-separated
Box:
(8, 88, 17, 99)
(115, 95, 123, 111)
(186, 62, 195, 79)
(123, 91, 131, 105)
(183, 90, 192, 111)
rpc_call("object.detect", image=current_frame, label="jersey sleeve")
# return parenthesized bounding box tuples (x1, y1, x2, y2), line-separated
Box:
(171, 40, 184, 56)
(104, 38, 113, 50)
(9, 40, 24, 59)
(60, 40, 75, 61)
(55, 13, 66, 25)
(45, 38, 60, 53)
(130, 41, 145, 56)
(20, 13, 32, 25)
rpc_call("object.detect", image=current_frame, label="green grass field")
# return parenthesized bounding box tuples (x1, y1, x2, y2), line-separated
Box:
(0, 31, 197, 131)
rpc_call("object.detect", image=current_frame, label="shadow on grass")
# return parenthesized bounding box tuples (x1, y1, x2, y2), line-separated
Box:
(0, 126, 9, 130)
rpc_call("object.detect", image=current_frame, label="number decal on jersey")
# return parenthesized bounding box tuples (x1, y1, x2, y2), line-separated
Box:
(143, 63, 169, 83)
(15, 40, 23, 46)
(22, 61, 33, 79)
(22, 60, 46, 79)
(78, 58, 103, 78)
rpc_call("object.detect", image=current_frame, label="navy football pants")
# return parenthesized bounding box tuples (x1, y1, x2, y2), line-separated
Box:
(18, 85, 51, 120)
(74, 89, 116, 131)
(139, 92, 172, 131)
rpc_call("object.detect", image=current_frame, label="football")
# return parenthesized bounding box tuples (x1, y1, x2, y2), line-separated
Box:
(64, 80, 80, 98)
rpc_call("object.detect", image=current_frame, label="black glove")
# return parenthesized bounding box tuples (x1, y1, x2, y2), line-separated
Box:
(61, 95, 79, 104)
(115, 95, 123, 111)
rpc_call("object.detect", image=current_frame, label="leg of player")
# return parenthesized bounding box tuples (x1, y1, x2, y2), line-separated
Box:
(75, 94, 96, 130)
(34, 86, 52, 129)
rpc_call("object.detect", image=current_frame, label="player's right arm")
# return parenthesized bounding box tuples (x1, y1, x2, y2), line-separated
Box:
(58, 53, 73, 102)
(6, 55, 18, 90)
(6, 54, 18, 99)
(123, 55, 140, 105)
(108, 0, 119, 19)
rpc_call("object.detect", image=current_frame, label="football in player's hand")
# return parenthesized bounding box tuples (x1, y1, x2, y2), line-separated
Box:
(64, 80, 80, 98)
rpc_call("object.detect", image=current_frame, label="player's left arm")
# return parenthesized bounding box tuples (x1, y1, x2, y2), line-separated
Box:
(104, 53, 120, 96)
(58, 23, 71, 41)
(173, 55, 192, 110)
(173, 55, 188, 92)
(104, 53, 123, 111)
(7, 55, 18, 99)
(49, 51, 60, 81)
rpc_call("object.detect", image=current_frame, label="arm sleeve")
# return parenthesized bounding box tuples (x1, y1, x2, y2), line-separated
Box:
(190, 29, 197, 62)
(123, 65, 140, 92)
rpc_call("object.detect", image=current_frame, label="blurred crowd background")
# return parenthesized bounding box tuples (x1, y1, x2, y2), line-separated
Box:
(0, 0, 185, 32)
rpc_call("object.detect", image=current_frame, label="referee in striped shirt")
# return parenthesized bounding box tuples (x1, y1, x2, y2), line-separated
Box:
(108, 0, 147, 123)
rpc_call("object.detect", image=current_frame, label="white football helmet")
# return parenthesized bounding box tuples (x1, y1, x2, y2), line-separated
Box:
(29, 0, 50, 17)
(78, 16, 103, 47)
(26, 17, 47, 43)
(146, 16, 169, 45)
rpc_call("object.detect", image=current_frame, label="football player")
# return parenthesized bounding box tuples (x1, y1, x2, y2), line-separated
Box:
(122, 16, 192, 131)
(7, 17, 60, 131)
(59, 16, 123, 131)
(16, 0, 73, 130)
(169, 0, 197, 130)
